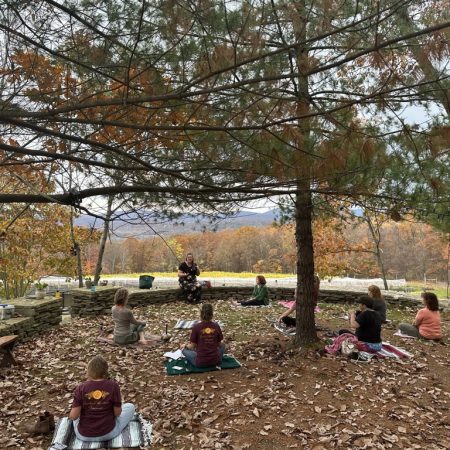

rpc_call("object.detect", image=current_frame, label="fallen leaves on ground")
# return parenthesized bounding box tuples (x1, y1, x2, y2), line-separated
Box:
(0, 299, 449, 449)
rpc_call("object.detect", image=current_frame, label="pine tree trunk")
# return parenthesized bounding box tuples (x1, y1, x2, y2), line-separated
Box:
(294, 185, 318, 345)
(292, 0, 319, 346)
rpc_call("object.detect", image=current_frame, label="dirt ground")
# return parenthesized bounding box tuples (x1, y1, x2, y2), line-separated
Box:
(0, 299, 449, 450)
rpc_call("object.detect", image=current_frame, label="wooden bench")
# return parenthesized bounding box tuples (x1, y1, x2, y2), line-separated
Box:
(0, 335, 18, 368)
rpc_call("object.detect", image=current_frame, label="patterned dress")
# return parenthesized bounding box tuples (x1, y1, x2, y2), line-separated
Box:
(178, 262, 202, 303)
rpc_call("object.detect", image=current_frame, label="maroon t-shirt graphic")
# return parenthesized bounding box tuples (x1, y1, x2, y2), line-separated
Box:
(190, 321, 223, 367)
(72, 380, 121, 437)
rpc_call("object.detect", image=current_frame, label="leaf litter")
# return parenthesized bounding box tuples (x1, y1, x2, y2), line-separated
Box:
(0, 299, 449, 449)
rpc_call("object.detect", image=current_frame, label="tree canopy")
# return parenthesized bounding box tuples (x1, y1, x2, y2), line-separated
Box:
(0, 0, 448, 343)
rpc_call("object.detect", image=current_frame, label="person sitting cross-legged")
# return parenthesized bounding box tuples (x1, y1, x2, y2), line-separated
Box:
(278, 276, 320, 327)
(398, 292, 442, 340)
(112, 288, 147, 345)
(181, 303, 225, 368)
(339, 295, 382, 352)
(69, 356, 135, 442)
(178, 253, 202, 304)
(232, 275, 269, 307)
(367, 284, 387, 323)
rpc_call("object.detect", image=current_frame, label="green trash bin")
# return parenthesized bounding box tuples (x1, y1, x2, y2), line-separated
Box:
(139, 275, 155, 289)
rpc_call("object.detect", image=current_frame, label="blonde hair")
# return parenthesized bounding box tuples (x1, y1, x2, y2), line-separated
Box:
(368, 285, 382, 299)
(114, 288, 129, 306)
(87, 355, 108, 379)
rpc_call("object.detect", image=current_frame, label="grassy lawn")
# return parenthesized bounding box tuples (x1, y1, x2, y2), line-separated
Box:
(390, 281, 449, 300)
(99, 273, 449, 300)
(101, 271, 296, 279)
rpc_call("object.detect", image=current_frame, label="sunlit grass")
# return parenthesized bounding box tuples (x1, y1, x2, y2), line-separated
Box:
(96, 274, 449, 299)
(390, 281, 448, 300)
(100, 271, 296, 279)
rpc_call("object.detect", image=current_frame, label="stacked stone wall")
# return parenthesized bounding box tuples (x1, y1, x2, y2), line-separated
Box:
(70, 286, 421, 317)
(0, 288, 421, 341)
(0, 297, 62, 341)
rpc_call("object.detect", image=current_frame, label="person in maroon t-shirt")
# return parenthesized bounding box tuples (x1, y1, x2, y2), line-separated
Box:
(69, 356, 135, 442)
(182, 303, 225, 367)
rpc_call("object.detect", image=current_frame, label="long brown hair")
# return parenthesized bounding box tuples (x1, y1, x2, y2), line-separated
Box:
(368, 285, 382, 300)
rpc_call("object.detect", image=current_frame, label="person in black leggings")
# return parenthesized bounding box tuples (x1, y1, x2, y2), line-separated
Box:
(278, 276, 320, 327)
(232, 275, 269, 306)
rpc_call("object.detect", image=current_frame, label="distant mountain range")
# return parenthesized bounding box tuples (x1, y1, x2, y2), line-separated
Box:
(75, 209, 281, 239)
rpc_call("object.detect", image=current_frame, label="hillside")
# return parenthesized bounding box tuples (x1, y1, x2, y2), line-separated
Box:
(75, 209, 280, 238)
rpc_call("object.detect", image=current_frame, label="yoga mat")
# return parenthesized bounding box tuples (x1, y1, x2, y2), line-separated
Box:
(174, 320, 225, 329)
(165, 354, 241, 375)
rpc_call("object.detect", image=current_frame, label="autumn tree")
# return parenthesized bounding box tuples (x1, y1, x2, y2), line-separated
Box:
(0, 168, 99, 298)
(0, 0, 448, 344)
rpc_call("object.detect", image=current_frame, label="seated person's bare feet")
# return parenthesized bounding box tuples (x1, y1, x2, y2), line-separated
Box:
(147, 334, 162, 341)
(230, 300, 240, 306)
(139, 339, 149, 345)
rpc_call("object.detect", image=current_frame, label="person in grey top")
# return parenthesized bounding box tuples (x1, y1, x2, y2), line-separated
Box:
(111, 288, 147, 345)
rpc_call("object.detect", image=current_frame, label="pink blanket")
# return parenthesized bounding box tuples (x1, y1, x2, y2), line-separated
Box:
(325, 334, 412, 359)
(278, 301, 321, 312)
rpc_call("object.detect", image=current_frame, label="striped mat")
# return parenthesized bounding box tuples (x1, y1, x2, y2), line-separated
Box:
(47, 414, 152, 449)
(326, 334, 413, 359)
(375, 343, 413, 359)
(174, 320, 224, 329)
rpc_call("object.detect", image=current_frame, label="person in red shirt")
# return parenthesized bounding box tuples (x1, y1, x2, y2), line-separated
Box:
(69, 356, 135, 441)
(182, 303, 225, 367)
(399, 292, 442, 340)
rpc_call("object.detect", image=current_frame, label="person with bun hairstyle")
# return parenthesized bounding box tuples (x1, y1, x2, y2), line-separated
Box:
(399, 292, 442, 340)
(112, 288, 147, 345)
(368, 285, 387, 323)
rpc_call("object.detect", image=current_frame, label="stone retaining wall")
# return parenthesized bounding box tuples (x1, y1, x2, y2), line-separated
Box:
(70, 286, 421, 317)
(0, 288, 422, 341)
(0, 317, 33, 341)
(0, 297, 62, 341)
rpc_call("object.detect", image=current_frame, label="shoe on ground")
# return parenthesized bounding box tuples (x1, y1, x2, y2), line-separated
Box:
(25, 411, 55, 435)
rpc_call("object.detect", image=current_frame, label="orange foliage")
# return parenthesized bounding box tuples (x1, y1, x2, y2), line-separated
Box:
(0, 166, 100, 298)
(98, 220, 356, 277)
